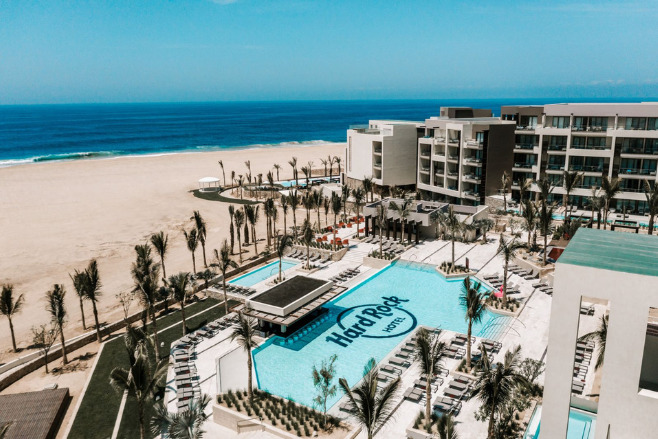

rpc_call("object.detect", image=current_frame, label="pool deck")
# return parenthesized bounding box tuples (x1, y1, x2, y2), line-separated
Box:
(185, 231, 558, 438)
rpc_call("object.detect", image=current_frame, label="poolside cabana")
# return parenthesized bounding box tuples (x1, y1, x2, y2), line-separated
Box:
(198, 176, 220, 192)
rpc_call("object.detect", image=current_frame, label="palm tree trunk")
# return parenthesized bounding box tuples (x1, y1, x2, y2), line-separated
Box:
(222, 277, 230, 316)
(237, 230, 243, 263)
(502, 263, 508, 307)
(306, 244, 310, 269)
(247, 348, 253, 403)
(293, 211, 297, 238)
(191, 252, 196, 274)
(8, 318, 17, 352)
(544, 234, 548, 266)
(425, 383, 432, 421)
(649, 214, 655, 235)
(92, 302, 102, 342)
(467, 321, 472, 370)
(139, 403, 146, 439)
(451, 237, 455, 272)
(201, 241, 207, 268)
(356, 206, 360, 238)
(150, 306, 160, 359)
(78, 297, 86, 330)
(59, 327, 68, 365)
(279, 257, 283, 281)
(604, 201, 609, 229)
(379, 226, 383, 256)
(44, 351, 49, 373)
(160, 257, 167, 282)
(252, 225, 258, 256)
(317, 209, 321, 232)
(181, 300, 188, 336)
(488, 401, 496, 439)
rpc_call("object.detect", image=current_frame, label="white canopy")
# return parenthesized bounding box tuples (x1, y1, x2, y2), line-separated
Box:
(198, 177, 220, 184)
(198, 177, 220, 192)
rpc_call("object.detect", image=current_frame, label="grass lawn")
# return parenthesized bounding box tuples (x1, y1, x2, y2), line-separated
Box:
(191, 189, 261, 205)
(68, 298, 235, 439)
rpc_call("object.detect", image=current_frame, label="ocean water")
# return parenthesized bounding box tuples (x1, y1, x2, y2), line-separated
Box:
(0, 98, 640, 167)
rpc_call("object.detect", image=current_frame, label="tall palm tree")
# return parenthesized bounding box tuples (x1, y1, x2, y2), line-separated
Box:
(331, 193, 342, 251)
(218, 160, 226, 187)
(320, 158, 329, 176)
(588, 186, 603, 228)
(537, 199, 556, 266)
(280, 195, 289, 235)
(273, 163, 281, 181)
(341, 184, 350, 218)
(288, 190, 300, 238)
(579, 314, 608, 370)
(233, 209, 245, 263)
(131, 243, 162, 359)
(288, 157, 298, 187)
(276, 234, 293, 281)
(338, 358, 401, 439)
(563, 171, 583, 224)
(327, 155, 334, 179)
(191, 211, 208, 268)
(182, 228, 199, 274)
(301, 219, 314, 269)
(521, 200, 537, 247)
(244, 159, 251, 175)
(460, 277, 487, 370)
(323, 195, 330, 230)
(228, 205, 236, 254)
(245, 204, 260, 256)
(313, 189, 323, 231)
(413, 328, 446, 421)
(389, 199, 412, 244)
(150, 231, 169, 283)
(110, 326, 168, 439)
(517, 178, 532, 214)
(263, 198, 275, 248)
(436, 414, 459, 439)
(236, 175, 244, 200)
(536, 176, 553, 202)
(445, 206, 461, 272)
(230, 312, 257, 404)
(376, 203, 388, 256)
(362, 176, 374, 202)
(168, 272, 191, 336)
(151, 394, 211, 439)
(266, 170, 275, 197)
(500, 171, 510, 212)
(302, 191, 315, 224)
(497, 236, 524, 307)
(471, 346, 529, 439)
(644, 180, 658, 235)
(46, 284, 68, 365)
(351, 187, 365, 238)
(601, 176, 621, 230)
(333, 156, 342, 176)
(0, 284, 24, 352)
(69, 269, 87, 330)
(214, 240, 238, 315)
(84, 259, 103, 342)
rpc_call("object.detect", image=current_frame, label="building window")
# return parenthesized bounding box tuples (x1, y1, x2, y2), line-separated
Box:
(626, 117, 647, 130)
(476, 131, 484, 143)
(551, 116, 570, 128)
(648, 118, 658, 131)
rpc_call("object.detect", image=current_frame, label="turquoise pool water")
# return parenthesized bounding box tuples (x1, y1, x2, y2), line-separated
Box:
(252, 261, 510, 408)
(524, 406, 596, 439)
(230, 260, 298, 287)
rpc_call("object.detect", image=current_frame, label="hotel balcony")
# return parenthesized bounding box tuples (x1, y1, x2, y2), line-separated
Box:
(446, 171, 459, 179)
(434, 136, 446, 143)
(420, 147, 431, 158)
(373, 159, 382, 169)
(546, 144, 567, 154)
(571, 125, 609, 135)
(620, 147, 658, 158)
(512, 162, 536, 173)
(545, 163, 566, 173)
(419, 163, 431, 174)
(462, 190, 480, 201)
(447, 138, 460, 145)
(515, 125, 537, 132)
(464, 139, 483, 150)
(373, 146, 382, 155)
(447, 154, 460, 163)
(462, 174, 481, 184)
(568, 164, 605, 174)
(463, 157, 482, 167)
(514, 144, 540, 154)
(618, 168, 657, 178)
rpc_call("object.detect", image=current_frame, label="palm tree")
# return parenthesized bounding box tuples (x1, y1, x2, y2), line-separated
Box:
(644, 180, 658, 235)
(341, 184, 350, 218)
(288, 190, 300, 238)
(537, 199, 555, 266)
(413, 327, 446, 421)
(338, 358, 401, 439)
(601, 176, 621, 230)
(276, 234, 293, 281)
(436, 414, 459, 439)
(320, 158, 329, 176)
(150, 231, 169, 283)
(331, 193, 342, 251)
(302, 191, 315, 224)
(288, 157, 298, 186)
(536, 176, 553, 202)
(273, 163, 281, 181)
(475, 218, 494, 244)
(234, 209, 245, 263)
(69, 269, 87, 330)
(521, 200, 536, 247)
(245, 204, 260, 256)
(168, 272, 191, 336)
(151, 394, 211, 439)
(313, 189, 323, 231)
(0, 285, 24, 352)
(214, 240, 238, 315)
(280, 195, 289, 235)
(500, 171, 510, 212)
(362, 176, 374, 202)
(327, 155, 334, 179)
(579, 314, 608, 370)
(131, 243, 162, 359)
(351, 187, 365, 238)
(389, 199, 412, 244)
(301, 165, 312, 190)
(563, 171, 583, 224)
(228, 205, 236, 254)
(323, 196, 330, 229)
(497, 236, 524, 307)
(236, 175, 244, 200)
(230, 312, 257, 404)
(301, 219, 314, 269)
(333, 156, 342, 176)
(191, 211, 208, 268)
(218, 160, 226, 187)
(182, 228, 199, 274)
(110, 326, 168, 439)
(376, 203, 388, 256)
(84, 259, 104, 342)
(517, 178, 532, 214)
(263, 198, 275, 248)
(445, 206, 461, 272)
(46, 284, 68, 365)
(460, 277, 487, 371)
(472, 346, 529, 439)
(312, 354, 338, 428)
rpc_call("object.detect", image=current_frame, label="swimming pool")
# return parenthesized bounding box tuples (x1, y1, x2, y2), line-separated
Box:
(524, 405, 596, 439)
(252, 261, 510, 408)
(230, 260, 298, 287)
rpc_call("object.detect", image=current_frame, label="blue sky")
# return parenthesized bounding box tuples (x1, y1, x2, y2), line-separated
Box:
(1, 0, 657, 104)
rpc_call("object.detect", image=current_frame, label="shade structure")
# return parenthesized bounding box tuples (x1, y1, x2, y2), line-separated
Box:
(198, 176, 220, 192)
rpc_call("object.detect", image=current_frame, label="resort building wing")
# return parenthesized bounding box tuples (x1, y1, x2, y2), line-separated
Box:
(542, 228, 658, 438)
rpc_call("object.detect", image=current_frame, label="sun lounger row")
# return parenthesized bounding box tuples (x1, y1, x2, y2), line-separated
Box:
(224, 284, 257, 296)
(287, 250, 332, 263)
(330, 268, 360, 283)
(433, 396, 462, 415)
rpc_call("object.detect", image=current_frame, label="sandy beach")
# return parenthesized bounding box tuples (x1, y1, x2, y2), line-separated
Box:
(0, 142, 345, 363)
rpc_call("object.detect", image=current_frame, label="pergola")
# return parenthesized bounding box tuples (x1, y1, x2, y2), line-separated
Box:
(198, 176, 220, 192)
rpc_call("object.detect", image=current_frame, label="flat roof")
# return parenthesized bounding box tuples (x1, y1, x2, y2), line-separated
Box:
(0, 388, 69, 439)
(558, 228, 658, 277)
(251, 276, 329, 308)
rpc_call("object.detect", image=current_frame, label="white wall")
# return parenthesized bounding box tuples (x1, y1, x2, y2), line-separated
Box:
(216, 346, 254, 394)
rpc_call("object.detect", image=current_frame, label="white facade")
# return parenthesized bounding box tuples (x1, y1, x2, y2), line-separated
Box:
(346, 120, 421, 187)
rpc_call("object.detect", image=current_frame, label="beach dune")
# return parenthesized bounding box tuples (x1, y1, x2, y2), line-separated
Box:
(0, 143, 345, 361)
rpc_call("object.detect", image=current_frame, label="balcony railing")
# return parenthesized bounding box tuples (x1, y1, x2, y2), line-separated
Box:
(619, 168, 657, 176)
(447, 155, 460, 161)
(570, 144, 610, 150)
(569, 165, 604, 172)
(514, 144, 537, 150)
(620, 147, 658, 155)
(516, 126, 537, 131)
(547, 144, 567, 151)
(547, 164, 565, 170)
(448, 138, 460, 144)
(514, 162, 535, 169)
(618, 186, 644, 193)
(571, 125, 608, 132)
(420, 149, 431, 157)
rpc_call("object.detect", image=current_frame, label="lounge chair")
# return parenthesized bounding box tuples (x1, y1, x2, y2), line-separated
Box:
(448, 380, 469, 392)
(483, 273, 500, 280)
(433, 396, 461, 415)
(381, 365, 402, 375)
(444, 386, 469, 399)
(396, 351, 412, 360)
(389, 358, 411, 368)
(532, 281, 548, 288)
(403, 387, 424, 403)
(377, 372, 393, 382)
(445, 347, 464, 359)
(523, 271, 538, 280)
(339, 401, 355, 413)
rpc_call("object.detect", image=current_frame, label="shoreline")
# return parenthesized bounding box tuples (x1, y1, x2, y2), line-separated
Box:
(0, 139, 343, 169)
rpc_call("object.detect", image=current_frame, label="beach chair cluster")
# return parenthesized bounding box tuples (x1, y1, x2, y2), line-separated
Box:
(329, 268, 360, 284)
(402, 371, 447, 405)
(362, 236, 406, 253)
(484, 272, 522, 295)
(433, 374, 475, 416)
(507, 264, 538, 281)
(449, 332, 501, 360)
(287, 249, 332, 264)
(532, 281, 554, 295)
(572, 340, 595, 394)
(224, 284, 257, 297)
